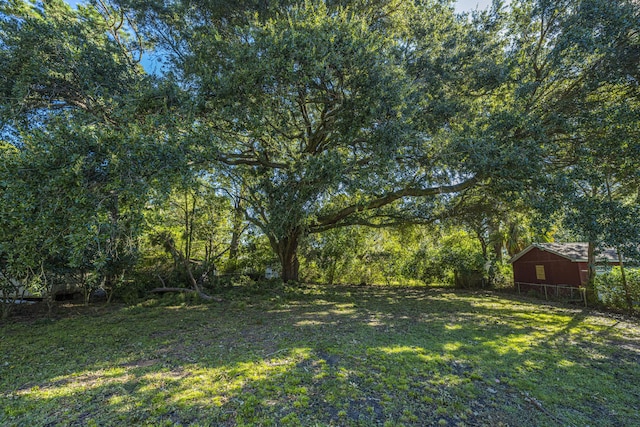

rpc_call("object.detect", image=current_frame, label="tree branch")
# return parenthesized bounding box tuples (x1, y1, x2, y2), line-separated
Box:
(310, 176, 478, 232)
(216, 153, 288, 169)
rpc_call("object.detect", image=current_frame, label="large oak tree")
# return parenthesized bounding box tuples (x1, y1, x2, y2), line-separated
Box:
(124, 0, 512, 281)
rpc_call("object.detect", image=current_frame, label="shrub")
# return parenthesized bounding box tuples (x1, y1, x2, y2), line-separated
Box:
(594, 267, 640, 310)
(439, 231, 486, 288)
(490, 261, 514, 289)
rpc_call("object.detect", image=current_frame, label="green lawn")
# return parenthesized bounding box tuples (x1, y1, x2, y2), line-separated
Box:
(1, 285, 639, 426)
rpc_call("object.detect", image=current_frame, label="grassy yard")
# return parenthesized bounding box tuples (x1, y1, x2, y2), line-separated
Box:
(1, 284, 639, 426)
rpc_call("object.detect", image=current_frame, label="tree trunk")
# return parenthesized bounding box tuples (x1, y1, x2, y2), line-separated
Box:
(488, 220, 503, 262)
(586, 240, 597, 303)
(228, 197, 244, 270)
(271, 230, 301, 282)
(476, 232, 493, 287)
(605, 175, 634, 311)
(492, 241, 503, 262)
(160, 234, 216, 299)
(184, 191, 196, 264)
(616, 247, 634, 312)
(327, 259, 336, 285)
(478, 235, 488, 261)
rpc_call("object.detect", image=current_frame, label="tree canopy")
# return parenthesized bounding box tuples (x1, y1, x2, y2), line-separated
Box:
(1, 0, 639, 290)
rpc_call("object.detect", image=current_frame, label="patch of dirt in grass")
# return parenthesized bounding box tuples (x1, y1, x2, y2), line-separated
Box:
(119, 359, 161, 369)
(315, 350, 341, 367)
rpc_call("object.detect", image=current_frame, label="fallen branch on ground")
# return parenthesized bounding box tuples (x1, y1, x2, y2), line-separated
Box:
(149, 287, 223, 302)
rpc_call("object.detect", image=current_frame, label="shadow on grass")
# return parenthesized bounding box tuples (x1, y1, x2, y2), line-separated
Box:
(1, 285, 640, 426)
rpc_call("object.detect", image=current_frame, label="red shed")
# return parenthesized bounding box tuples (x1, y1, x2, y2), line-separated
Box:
(509, 243, 618, 288)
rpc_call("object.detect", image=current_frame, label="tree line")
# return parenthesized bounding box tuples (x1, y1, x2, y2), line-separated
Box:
(1, 0, 639, 310)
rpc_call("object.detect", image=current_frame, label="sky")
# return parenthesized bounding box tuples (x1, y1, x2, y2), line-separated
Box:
(454, 0, 493, 13)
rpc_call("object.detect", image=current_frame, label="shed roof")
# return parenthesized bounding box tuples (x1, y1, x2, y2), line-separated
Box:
(509, 243, 619, 264)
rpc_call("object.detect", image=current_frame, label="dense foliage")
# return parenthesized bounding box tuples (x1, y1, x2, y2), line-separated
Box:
(594, 267, 640, 310)
(1, 0, 639, 311)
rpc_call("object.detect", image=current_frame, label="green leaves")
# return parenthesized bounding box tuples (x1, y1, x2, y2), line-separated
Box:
(0, 0, 143, 129)
(180, 1, 434, 253)
(595, 267, 640, 309)
(2, 0, 638, 284)
(0, 0, 171, 295)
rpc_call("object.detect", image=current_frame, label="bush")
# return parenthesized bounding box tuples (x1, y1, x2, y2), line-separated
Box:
(594, 267, 640, 310)
(438, 231, 486, 288)
(112, 280, 149, 305)
(490, 261, 514, 289)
